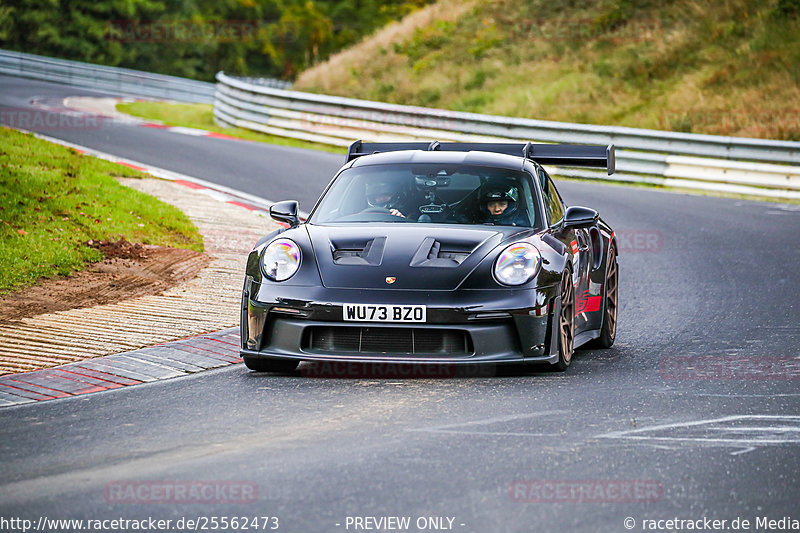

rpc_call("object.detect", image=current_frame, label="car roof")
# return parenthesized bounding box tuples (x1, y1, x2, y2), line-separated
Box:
(348, 149, 529, 172)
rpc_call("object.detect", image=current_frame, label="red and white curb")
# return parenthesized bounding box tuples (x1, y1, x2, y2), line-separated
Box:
(60, 95, 254, 142)
(138, 121, 247, 142)
(0, 328, 241, 407)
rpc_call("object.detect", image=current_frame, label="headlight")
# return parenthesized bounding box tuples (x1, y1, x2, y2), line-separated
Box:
(261, 238, 301, 281)
(494, 243, 541, 286)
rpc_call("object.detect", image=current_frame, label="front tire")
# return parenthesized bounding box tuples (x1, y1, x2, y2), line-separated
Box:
(243, 356, 299, 373)
(552, 269, 575, 372)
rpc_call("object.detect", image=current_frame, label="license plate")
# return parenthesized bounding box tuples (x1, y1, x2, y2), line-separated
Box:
(343, 304, 426, 323)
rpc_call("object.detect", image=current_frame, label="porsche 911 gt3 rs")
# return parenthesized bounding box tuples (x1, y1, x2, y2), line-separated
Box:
(240, 141, 618, 373)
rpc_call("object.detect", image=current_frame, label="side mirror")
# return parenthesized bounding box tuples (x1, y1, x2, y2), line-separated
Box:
(563, 206, 598, 229)
(270, 200, 300, 227)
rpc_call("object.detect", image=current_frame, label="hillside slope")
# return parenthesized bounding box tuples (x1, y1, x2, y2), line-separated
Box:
(295, 0, 800, 140)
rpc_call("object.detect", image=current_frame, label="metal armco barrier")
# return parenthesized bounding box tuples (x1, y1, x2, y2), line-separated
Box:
(0, 49, 216, 103)
(214, 71, 800, 199)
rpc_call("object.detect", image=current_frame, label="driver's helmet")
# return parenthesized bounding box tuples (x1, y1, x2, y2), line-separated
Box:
(365, 181, 402, 209)
(481, 184, 519, 222)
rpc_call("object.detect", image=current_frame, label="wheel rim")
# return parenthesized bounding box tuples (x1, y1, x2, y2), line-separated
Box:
(559, 273, 574, 363)
(605, 249, 618, 340)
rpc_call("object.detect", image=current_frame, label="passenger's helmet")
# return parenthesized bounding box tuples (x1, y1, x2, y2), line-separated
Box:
(481, 184, 519, 221)
(365, 181, 402, 209)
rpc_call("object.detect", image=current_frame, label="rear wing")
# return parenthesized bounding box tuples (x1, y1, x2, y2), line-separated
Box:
(346, 140, 615, 175)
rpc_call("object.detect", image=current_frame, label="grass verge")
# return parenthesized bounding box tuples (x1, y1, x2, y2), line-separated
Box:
(0, 127, 204, 295)
(116, 101, 344, 154)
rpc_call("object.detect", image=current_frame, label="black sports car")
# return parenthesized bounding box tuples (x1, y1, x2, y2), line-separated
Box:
(240, 141, 618, 373)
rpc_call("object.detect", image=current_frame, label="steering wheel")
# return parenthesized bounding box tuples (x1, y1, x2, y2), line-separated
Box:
(360, 206, 393, 215)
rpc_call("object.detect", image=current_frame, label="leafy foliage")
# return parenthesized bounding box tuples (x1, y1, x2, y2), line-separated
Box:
(0, 0, 433, 81)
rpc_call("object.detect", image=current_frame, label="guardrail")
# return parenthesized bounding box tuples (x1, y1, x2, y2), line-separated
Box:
(215, 71, 800, 199)
(0, 49, 215, 103)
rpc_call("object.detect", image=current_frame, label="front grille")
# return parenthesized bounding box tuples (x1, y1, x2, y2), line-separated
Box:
(303, 326, 473, 356)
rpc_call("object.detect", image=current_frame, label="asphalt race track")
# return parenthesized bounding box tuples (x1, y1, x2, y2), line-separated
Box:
(1, 75, 800, 533)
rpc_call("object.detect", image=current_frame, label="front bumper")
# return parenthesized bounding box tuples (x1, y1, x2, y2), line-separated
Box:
(241, 281, 560, 365)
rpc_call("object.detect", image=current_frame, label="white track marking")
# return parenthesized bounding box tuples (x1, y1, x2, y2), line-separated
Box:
(597, 415, 800, 449)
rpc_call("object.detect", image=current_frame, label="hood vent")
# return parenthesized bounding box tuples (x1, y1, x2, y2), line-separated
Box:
(307, 224, 505, 289)
(410, 238, 475, 268)
(330, 236, 386, 266)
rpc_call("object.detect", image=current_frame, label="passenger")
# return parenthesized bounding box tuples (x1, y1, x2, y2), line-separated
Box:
(479, 185, 528, 226)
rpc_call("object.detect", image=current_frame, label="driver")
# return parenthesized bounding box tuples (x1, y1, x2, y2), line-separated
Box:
(479, 184, 528, 226)
(365, 181, 406, 218)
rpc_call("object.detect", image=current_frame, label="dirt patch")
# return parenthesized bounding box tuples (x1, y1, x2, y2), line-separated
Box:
(0, 240, 211, 322)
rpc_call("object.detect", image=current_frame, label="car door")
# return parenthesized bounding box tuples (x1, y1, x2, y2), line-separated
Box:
(540, 169, 591, 331)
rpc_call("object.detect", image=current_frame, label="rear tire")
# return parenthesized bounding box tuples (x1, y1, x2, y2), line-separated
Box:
(587, 246, 618, 349)
(552, 269, 575, 372)
(243, 356, 299, 373)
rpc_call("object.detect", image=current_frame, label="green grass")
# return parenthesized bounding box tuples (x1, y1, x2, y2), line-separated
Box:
(116, 101, 344, 154)
(0, 127, 204, 295)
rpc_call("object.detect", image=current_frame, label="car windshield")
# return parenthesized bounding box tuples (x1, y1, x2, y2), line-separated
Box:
(310, 163, 540, 227)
